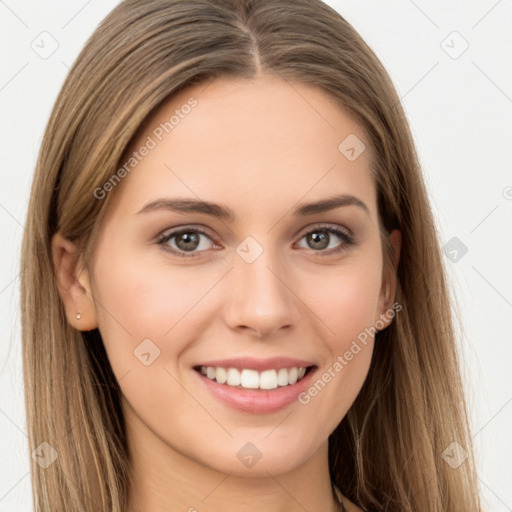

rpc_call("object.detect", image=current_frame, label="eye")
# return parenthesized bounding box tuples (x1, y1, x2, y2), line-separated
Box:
(156, 224, 355, 259)
(157, 227, 218, 258)
(296, 225, 354, 256)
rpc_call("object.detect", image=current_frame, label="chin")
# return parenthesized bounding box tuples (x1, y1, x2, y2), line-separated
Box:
(192, 437, 318, 477)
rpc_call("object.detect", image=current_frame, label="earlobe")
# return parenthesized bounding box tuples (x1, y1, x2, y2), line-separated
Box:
(51, 232, 98, 331)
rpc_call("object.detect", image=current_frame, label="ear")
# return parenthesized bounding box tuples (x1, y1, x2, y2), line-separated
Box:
(51, 232, 98, 331)
(376, 229, 401, 328)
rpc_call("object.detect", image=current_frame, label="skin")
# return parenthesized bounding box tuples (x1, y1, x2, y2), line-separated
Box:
(53, 73, 401, 512)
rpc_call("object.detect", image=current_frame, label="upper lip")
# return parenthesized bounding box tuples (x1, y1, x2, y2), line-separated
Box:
(194, 357, 317, 372)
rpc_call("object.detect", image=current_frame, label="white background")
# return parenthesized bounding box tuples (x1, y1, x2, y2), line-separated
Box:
(1, 1, 511, 510)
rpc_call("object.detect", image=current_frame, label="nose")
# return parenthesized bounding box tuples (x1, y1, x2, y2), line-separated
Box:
(223, 244, 299, 338)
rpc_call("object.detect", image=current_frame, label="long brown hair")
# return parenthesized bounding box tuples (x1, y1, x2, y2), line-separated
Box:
(20, 1, 482, 510)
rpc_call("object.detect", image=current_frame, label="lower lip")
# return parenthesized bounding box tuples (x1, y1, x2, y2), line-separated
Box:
(194, 368, 317, 414)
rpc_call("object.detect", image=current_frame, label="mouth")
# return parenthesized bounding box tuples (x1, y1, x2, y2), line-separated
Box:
(192, 356, 319, 413)
(192, 364, 316, 391)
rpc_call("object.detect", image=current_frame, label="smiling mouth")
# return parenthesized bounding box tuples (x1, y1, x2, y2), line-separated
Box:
(193, 365, 316, 391)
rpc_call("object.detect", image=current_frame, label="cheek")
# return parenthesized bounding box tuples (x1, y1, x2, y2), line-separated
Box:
(299, 263, 380, 403)
(90, 240, 222, 372)
(301, 256, 383, 344)
(91, 235, 169, 327)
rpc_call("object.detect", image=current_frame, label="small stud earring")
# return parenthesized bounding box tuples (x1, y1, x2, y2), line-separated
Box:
(76, 312, 82, 320)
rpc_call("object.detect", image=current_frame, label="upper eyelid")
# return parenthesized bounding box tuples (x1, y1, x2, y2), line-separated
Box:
(158, 225, 218, 243)
(300, 223, 352, 236)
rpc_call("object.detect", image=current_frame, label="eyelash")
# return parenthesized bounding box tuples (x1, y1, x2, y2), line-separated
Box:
(156, 224, 355, 259)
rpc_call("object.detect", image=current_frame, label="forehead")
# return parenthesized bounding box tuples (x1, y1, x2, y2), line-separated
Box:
(110, 74, 376, 221)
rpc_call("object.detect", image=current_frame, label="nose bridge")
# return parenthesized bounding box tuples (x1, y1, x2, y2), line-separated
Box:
(225, 235, 296, 335)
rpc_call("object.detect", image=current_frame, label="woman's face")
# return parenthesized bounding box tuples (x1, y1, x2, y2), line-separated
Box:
(78, 74, 399, 477)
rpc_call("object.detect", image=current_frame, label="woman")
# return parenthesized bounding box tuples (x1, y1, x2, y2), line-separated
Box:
(20, 0, 482, 510)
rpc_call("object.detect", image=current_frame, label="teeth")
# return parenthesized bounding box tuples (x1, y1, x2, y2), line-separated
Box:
(259, 369, 278, 390)
(241, 369, 260, 389)
(226, 368, 241, 386)
(199, 366, 309, 390)
(215, 367, 227, 384)
(277, 368, 289, 386)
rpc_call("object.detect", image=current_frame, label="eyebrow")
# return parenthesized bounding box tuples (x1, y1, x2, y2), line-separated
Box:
(136, 193, 370, 221)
